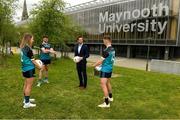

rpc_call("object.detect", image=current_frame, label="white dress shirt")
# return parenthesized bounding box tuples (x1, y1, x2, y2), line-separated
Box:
(78, 44, 83, 54)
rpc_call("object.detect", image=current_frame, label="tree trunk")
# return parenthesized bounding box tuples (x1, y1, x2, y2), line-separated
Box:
(2, 39, 5, 56)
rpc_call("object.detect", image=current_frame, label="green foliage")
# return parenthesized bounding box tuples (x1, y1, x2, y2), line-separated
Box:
(16, 25, 31, 41)
(0, 0, 18, 55)
(29, 0, 84, 47)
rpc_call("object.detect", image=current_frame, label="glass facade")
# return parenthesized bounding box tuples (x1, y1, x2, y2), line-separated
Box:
(66, 0, 180, 46)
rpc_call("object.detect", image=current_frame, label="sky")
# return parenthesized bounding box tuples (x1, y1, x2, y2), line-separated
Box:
(14, 0, 92, 22)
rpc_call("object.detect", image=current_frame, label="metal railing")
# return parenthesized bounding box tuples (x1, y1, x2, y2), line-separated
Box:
(65, 0, 135, 13)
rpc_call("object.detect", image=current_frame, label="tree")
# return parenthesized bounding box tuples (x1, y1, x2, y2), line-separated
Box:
(0, 0, 18, 56)
(29, 0, 85, 57)
(30, 0, 66, 44)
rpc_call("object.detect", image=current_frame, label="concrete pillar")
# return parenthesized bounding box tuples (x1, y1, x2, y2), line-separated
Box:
(127, 45, 131, 58)
(157, 49, 161, 59)
(170, 47, 174, 59)
(164, 46, 170, 60)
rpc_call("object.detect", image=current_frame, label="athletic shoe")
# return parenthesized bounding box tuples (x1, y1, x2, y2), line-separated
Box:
(43, 80, 49, 83)
(23, 98, 35, 104)
(80, 87, 86, 90)
(23, 102, 36, 109)
(108, 97, 114, 102)
(37, 82, 41, 87)
(103, 97, 113, 102)
(37, 80, 43, 87)
(43, 78, 49, 83)
(98, 102, 110, 108)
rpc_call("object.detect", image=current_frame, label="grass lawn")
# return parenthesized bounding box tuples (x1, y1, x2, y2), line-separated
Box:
(1, 55, 180, 119)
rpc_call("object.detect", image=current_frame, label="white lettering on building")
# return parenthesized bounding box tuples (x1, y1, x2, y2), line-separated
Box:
(99, 3, 169, 34)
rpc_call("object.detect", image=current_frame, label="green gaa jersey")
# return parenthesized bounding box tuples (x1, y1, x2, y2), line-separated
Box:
(20, 45, 35, 72)
(40, 43, 51, 60)
(101, 46, 115, 73)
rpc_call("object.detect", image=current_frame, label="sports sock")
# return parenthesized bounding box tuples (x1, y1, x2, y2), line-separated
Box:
(38, 79, 42, 83)
(109, 93, 113, 98)
(24, 96, 30, 103)
(105, 97, 109, 105)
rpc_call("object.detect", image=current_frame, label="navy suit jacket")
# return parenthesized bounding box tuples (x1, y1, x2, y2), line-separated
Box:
(74, 44, 89, 63)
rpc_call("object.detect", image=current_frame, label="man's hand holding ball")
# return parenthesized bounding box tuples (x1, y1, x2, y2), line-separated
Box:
(73, 56, 83, 63)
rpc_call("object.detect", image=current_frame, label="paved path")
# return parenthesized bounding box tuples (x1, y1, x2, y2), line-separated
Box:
(12, 47, 148, 71)
(66, 53, 148, 71)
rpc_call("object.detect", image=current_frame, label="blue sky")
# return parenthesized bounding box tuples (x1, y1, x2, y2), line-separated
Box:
(14, 0, 92, 22)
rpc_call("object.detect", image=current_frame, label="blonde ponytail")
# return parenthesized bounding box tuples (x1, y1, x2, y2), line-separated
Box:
(20, 33, 33, 48)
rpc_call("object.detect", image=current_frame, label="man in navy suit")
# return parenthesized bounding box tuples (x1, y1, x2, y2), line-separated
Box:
(74, 36, 89, 89)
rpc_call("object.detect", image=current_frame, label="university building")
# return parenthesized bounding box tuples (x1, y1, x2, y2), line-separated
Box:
(65, 0, 180, 60)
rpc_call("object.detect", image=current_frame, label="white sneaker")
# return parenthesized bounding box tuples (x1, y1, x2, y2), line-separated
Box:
(23, 102, 36, 109)
(108, 97, 114, 102)
(23, 98, 35, 104)
(43, 80, 49, 83)
(37, 82, 41, 87)
(98, 102, 110, 108)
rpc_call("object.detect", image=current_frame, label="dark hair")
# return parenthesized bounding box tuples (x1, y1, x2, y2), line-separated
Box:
(43, 35, 48, 38)
(103, 35, 112, 42)
(77, 36, 83, 40)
